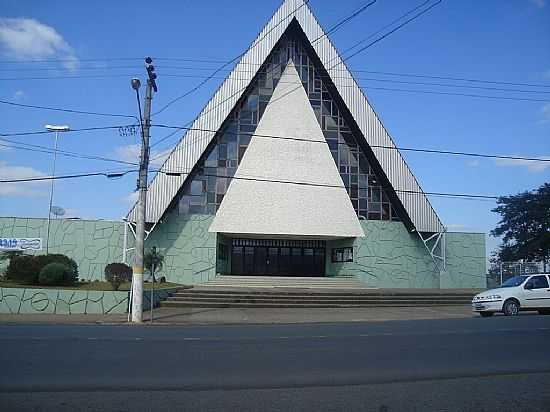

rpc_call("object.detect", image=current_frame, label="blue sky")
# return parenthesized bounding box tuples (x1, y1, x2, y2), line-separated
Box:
(0, 0, 549, 256)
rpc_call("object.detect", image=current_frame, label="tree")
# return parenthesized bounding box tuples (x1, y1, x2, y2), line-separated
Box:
(491, 183, 550, 271)
(144, 248, 164, 282)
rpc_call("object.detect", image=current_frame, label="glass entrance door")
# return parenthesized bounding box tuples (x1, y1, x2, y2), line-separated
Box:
(230, 239, 325, 276)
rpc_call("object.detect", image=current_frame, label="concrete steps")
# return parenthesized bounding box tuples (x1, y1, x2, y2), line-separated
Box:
(198, 275, 367, 289)
(161, 276, 477, 308)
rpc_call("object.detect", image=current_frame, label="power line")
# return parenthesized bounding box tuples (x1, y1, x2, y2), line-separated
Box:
(311, 0, 377, 42)
(0, 124, 130, 137)
(152, 0, 375, 118)
(0, 164, 500, 201)
(0, 169, 137, 183)
(5, 70, 549, 97)
(150, 124, 550, 164)
(154, 169, 500, 200)
(151, 0, 312, 117)
(0, 99, 138, 120)
(362, 85, 550, 102)
(334, 0, 443, 66)
(336, 0, 432, 61)
(0, 137, 138, 166)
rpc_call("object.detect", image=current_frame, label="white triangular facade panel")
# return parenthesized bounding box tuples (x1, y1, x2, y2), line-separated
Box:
(129, 0, 444, 233)
(209, 62, 364, 238)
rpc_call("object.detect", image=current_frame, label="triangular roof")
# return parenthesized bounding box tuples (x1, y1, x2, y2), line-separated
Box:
(129, 0, 444, 234)
(208, 61, 364, 239)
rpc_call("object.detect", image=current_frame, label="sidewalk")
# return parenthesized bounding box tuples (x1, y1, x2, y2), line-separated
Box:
(0, 305, 478, 325)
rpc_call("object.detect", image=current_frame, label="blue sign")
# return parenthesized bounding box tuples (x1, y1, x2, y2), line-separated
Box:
(0, 238, 42, 251)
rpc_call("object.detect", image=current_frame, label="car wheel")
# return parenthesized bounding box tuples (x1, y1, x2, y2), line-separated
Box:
(480, 312, 494, 318)
(538, 309, 550, 315)
(503, 299, 520, 316)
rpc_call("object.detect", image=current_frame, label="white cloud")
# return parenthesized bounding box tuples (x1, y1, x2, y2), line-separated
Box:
(113, 144, 172, 168)
(530, 0, 545, 8)
(0, 160, 49, 197)
(494, 156, 550, 172)
(0, 18, 78, 70)
(13, 89, 25, 100)
(466, 159, 479, 167)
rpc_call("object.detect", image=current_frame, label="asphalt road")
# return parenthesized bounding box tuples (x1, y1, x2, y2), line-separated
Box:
(1, 316, 550, 411)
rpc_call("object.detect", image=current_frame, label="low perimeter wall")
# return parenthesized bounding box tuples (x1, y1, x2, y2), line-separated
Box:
(0, 287, 179, 315)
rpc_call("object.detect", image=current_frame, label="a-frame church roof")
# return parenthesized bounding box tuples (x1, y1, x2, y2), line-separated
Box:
(128, 0, 444, 234)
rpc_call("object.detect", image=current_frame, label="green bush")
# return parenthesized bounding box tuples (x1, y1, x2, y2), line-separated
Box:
(104, 262, 132, 291)
(5, 253, 78, 286)
(38, 263, 71, 286)
(34, 254, 78, 284)
(6, 255, 40, 284)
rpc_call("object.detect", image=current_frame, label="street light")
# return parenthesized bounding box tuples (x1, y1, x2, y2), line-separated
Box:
(44, 124, 70, 254)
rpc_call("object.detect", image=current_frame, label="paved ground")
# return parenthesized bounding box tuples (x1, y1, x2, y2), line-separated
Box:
(0, 304, 481, 325)
(1, 316, 549, 411)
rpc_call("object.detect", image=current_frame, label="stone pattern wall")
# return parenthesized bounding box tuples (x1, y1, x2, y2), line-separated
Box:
(327, 221, 485, 288)
(0, 217, 132, 281)
(0, 287, 129, 314)
(0, 286, 179, 314)
(442, 232, 486, 288)
(144, 213, 217, 285)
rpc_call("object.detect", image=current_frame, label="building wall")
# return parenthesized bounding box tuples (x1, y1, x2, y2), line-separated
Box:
(326, 221, 485, 288)
(1, 216, 485, 289)
(0, 217, 131, 281)
(0, 286, 179, 314)
(442, 232, 486, 288)
(144, 213, 217, 285)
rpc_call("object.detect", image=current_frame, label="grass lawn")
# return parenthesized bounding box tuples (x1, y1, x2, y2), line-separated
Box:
(0, 280, 182, 291)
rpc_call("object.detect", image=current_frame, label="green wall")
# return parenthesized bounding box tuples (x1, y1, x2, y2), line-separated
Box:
(326, 221, 485, 289)
(0, 217, 132, 281)
(0, 286, 179, 314)
(1, 216, 485, 289)
(144, 212, 217, 285)
(443, 232, 486, 288)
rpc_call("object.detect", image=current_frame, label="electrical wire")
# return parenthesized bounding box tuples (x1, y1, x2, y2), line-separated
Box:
(334, 0, 443, 66)
(0, 137, 138, 166)
(0, 99, 138, 120)
(2, 163, 500, 201)
(151, 0, 312, 117)
(0, 125, 131, 137)
(311, 0, 377, 42)
(0, 169, 137, 183)
(149, 123, 550, 164)
(153, 168, 500, 200)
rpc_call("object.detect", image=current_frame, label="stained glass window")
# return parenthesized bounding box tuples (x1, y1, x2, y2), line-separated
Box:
(174, 31, 400, 222)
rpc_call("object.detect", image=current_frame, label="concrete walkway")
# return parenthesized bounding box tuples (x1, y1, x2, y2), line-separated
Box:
(0, 305, 485, 325)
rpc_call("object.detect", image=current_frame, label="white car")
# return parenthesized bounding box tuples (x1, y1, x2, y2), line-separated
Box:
(473, 273, 550, 317)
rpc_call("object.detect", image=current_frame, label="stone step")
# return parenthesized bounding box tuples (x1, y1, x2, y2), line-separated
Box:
(161, 301, 470, 309)
(170, 293, 473, 301)
(177, 289, 475, 298)
(166, 297, 471, 305)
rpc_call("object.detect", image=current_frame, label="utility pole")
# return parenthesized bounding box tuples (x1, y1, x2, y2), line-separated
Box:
(131, 57, 157, 323)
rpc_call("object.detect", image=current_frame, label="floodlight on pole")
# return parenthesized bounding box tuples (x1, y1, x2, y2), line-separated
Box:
(44, 124, 71, 254)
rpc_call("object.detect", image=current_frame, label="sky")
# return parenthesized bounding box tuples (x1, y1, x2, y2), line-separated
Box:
(0, 0, 549, 258)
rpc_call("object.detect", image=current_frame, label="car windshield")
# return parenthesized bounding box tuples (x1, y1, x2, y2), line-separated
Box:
(501, 275, 529, 287)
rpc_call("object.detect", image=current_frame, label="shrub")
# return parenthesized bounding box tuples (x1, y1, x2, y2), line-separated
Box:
(104, 263, 132, 291)
(34, 254, 78, 284)
(38, 263, 71, 286)
(5, 253, 78, 286)
(6, 255, 40, 285)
